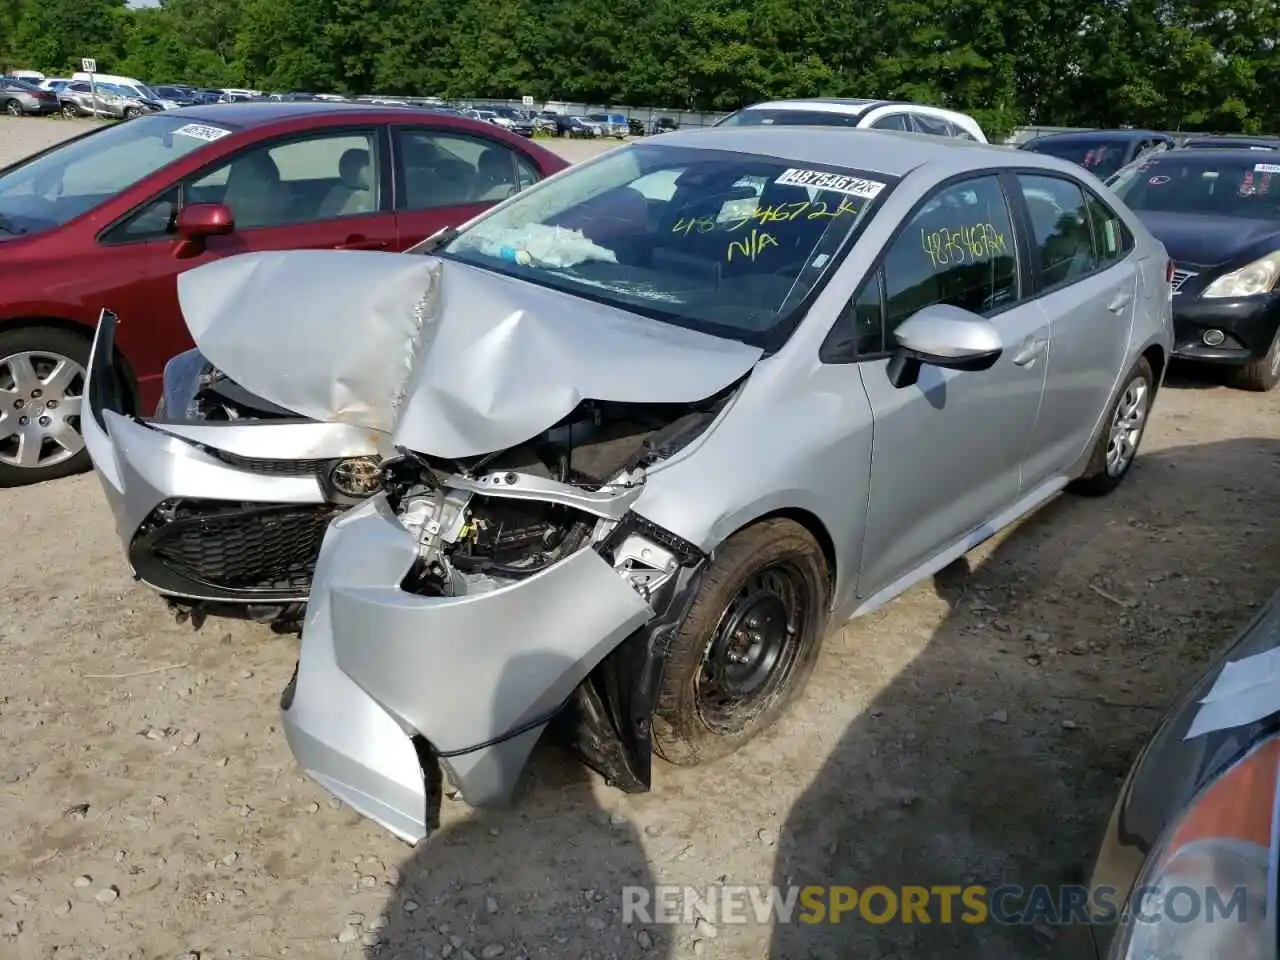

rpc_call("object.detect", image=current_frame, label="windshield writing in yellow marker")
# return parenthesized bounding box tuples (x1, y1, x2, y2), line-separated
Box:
(726, 229, 779, 262)
(723, 198, 862, 231)
(671, 215, 717, 235)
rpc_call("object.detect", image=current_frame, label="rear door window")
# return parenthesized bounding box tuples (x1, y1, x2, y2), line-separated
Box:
(1015, 174, 1098, 288)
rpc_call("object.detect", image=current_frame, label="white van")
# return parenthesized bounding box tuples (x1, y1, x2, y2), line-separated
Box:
(8, 69, 44, 83)
(71, 72, 179, 108)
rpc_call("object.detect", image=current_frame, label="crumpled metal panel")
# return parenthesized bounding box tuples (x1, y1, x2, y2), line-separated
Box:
(176, 250, 764, 459)
(177, 249, 440, 437)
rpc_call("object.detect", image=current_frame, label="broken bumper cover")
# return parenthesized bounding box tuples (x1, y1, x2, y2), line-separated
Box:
(280, 494, 654, 843)
(82, 311, 381, 604)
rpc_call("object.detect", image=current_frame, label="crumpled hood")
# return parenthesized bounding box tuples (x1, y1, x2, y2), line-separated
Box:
(176, 249, 764, 459)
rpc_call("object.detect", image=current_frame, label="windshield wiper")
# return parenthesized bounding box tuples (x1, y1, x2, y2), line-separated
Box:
(411, 226, 458, 255)
(0, 214, 25, 236)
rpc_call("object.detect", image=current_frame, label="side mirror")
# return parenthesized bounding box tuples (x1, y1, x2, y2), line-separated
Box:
(176, 202, 234, 240)
(886, 304, 1003, 389)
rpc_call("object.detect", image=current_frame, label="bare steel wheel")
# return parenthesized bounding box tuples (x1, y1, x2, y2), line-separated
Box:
(695, 561, 810, 735)
(652, 518, 830, 766)
(0, 327, 92, 487)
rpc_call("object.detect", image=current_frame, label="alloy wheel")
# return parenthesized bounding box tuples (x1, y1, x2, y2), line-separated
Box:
(1105, 375, 1149, 477)
(0, 350, 87, 470)
(5, 101, 21, 117)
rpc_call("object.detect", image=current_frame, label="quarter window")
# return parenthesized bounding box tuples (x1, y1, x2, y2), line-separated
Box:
(1083, 189, 1132, 265)
(102, 186, 179, 243)
(911, 114, 956, 138)
(869, 113, 911, 132)
(395, 129, 537, 210)
(185, 130, 381, 229)
(1016, 174, 1097, 287)
(881, 175, 1019, 338)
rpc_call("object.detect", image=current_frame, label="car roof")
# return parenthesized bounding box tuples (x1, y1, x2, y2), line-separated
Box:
(734, 98, 890, 116)
(1025, 129, 1166, 143)
(650, 126, 1030, 178)
(158, 100, 430, 126)
(1143, 147, 1280, 163)
(1179, 136, 1280, 147)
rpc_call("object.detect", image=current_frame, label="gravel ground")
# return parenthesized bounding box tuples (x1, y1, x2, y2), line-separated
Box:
(2, 114, 1280, 960)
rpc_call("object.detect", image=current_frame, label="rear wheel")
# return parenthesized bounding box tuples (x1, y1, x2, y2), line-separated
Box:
(4, 99, 23, 117)
(1068, 357, 1153, 497)
(1233, 329, 1280, 392)
(0, 326, 92, 488)
(651, 519, 831, 766)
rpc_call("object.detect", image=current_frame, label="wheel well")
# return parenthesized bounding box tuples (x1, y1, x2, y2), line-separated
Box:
(1142, 344, 1166, 394)
(0, 316, 140, 414)
(735, 507, 838, 591)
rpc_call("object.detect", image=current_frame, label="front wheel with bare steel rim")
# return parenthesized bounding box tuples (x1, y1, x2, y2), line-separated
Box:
(651, 518, 831, 767)
(1068, 356, 1154, 497)
(0, 327, 91, 487)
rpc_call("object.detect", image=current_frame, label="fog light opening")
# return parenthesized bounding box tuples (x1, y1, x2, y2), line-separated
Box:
(1202, 328, 1227, 347)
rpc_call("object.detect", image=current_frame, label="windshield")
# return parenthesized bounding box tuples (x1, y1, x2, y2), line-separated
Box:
(439, 143, 894, 347)
(0, 114, 232, 237)
(717, 108, 864, 128)
(2, 78, 41, 93)
(1109, 155, 1280, 220)
(1024, 139, 1131, 178)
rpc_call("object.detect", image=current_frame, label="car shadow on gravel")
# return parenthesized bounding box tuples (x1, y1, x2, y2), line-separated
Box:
(767, 437, 1280, 960)
(368, 650, 671, 960)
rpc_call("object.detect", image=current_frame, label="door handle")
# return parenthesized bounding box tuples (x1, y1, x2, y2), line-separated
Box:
(1108, 291, 1133, 313)
(335, 236, 390, 251)
(1011, 336, 1047, 366)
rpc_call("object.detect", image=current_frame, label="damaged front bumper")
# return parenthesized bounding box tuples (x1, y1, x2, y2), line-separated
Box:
(282, 492, 674, 842)
(83, 311, 387, 624)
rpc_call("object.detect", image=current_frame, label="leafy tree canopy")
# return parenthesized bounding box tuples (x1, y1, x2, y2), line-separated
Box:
(3, 0, 1279, 137)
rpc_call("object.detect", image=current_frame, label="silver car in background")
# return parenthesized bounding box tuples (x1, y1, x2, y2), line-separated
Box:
(91, 128, 1173, 843)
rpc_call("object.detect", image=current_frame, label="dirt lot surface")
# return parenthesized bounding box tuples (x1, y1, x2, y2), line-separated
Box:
(2, 114, 1280, 960)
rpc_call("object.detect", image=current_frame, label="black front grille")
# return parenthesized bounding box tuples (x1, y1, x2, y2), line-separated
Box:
(203, 448, 328, 477)
(131, 500, 345, 598)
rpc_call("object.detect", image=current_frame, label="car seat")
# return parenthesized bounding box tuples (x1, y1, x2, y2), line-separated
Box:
(472, 148, 517, 202)
(220, 151, 284, 228)
(317, 147, 374, 219)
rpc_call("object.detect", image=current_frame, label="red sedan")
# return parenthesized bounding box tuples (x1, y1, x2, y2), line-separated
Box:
(0, 102, 570, 486)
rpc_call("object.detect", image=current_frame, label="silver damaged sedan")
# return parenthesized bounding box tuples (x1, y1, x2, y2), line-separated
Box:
(101, 127, 1175, 842)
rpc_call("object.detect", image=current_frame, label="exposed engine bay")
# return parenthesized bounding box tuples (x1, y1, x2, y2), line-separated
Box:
(184, 364, 300, 422)
(388, 388, 734, 601)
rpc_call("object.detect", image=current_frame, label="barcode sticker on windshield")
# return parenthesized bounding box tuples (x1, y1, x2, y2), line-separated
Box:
(173, 123, 231, 143)
(1255, 163, 1280, 174)
(774, 168, 886, 199)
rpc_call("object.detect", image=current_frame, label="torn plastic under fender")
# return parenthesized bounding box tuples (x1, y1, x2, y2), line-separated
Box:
(177, 250, 763, 460)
